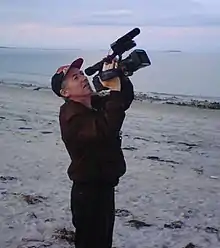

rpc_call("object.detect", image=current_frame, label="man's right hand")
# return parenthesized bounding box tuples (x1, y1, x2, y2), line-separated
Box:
(100, 60, 121, 91)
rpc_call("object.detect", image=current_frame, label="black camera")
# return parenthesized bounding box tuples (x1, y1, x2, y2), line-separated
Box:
(84, 28, 151, 86)
(119, 49, 150, 77)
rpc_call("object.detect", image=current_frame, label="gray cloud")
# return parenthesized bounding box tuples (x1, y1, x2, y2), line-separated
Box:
(91, 10, 133, 17)
(64, 0, 220, 27)
(1, 0, 220, 28)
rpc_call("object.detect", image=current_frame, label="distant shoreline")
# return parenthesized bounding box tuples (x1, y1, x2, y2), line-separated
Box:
(1, 80, 220, 110)
(0, 46, 14, 49)
(0, 47, 182, 52)
(1, 46, 220, 54)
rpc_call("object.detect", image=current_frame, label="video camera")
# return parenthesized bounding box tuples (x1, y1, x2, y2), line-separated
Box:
(84, 28, 151, 88)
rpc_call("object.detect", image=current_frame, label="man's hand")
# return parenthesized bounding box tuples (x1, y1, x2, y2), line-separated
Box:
(100, 60, 121, 91)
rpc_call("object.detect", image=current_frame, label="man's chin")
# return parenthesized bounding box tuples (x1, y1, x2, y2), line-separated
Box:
(86, 86, 94, 94)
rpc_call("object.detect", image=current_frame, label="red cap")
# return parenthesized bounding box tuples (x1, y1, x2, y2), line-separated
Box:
(51, 58, 84, 97)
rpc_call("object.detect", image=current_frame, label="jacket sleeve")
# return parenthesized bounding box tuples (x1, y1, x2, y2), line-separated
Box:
(63, 91, 126, 144)
(91, 74, 134, 112)
(119, 73, 134, 111)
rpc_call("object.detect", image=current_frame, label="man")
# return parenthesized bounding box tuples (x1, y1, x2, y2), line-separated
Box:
(51, 57, 134, 248)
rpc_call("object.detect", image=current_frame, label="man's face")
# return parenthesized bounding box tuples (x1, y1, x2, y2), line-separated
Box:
(60, 67, 93, 98)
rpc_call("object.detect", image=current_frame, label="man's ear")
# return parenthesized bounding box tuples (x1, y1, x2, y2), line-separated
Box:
(60, 88, 68, 98)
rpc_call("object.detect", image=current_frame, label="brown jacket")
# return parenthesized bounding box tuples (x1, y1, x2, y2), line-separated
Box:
(59, 76, 134, 186)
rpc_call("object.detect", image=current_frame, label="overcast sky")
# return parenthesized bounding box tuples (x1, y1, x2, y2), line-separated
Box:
(0, 0, 220, 51)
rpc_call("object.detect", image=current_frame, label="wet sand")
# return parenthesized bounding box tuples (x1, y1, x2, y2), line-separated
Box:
(0, 84, 220, 248)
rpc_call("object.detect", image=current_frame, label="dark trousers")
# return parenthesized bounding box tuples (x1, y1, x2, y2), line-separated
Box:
(70, 183, 115, 248)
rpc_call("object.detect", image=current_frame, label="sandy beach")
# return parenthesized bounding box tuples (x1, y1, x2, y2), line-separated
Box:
(1, 84, 220, 248)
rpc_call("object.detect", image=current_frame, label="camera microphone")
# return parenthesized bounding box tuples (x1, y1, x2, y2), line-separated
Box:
(113, 28, 140, 45)
(110, 28, 140, 56)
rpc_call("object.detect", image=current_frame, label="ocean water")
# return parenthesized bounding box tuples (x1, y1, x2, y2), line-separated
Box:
(0, 48, 220, 101)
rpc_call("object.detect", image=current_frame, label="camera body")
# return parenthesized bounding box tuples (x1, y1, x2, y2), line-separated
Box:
(84, 28, 151, 91)
(119, 49, 151, 77)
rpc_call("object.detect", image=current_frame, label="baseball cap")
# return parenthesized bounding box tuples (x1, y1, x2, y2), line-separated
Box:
(51, 58, 84, 97)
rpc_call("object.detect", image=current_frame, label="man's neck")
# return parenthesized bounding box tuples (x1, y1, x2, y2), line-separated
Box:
(69, 96, 92, 109)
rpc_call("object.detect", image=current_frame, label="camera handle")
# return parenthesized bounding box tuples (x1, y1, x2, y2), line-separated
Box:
(92, 68, 122, 92)
(99, 68, 119, 81)
(97, 53, 123, 81)
(85, 52, 118, 76)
